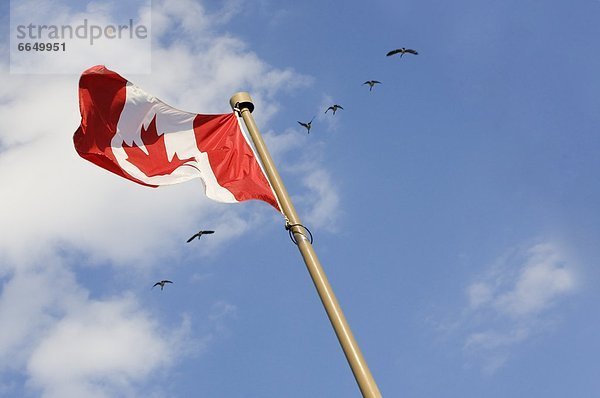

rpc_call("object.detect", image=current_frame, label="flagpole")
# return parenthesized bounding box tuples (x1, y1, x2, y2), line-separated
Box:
(230, 92, 382, 398)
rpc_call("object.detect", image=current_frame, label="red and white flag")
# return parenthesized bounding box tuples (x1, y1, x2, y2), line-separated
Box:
(73, 65, 280, 211)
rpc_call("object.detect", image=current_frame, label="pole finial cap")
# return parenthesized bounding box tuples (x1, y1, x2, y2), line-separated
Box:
(230, 92, 254, 113)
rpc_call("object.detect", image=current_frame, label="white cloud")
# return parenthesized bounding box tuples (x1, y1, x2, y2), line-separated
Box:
(456, 241, 579, 373)
(493, 243, 577, 317)
(0, 0, 311, 269)
(0, 260, 86, 372)
(0, 0, 319, 395)
(0, 258, 188, 398)
(0, 254, 222, 398)
(151, 0, 213, 36)
(26, 297, 173, 398)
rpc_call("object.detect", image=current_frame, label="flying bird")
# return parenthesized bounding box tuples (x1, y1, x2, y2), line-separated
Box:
(187, 230, 215, 243)
(386, 48, 419, 57)
(152, 280, 173, 290)
(363, 80, 381, 91)
(297, 117, 315, 134)
(325, 104, 344, 115)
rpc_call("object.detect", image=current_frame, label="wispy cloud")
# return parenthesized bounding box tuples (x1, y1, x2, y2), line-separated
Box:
(263, 128, 341, 231)
(448, 242, 579, 374)
(207, 301, 238, 337)
(298, 168, 341, 231)
(317, 94, 345, 132)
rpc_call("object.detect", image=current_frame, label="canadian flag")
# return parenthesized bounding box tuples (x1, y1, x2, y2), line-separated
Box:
(73, 65, 280, 211)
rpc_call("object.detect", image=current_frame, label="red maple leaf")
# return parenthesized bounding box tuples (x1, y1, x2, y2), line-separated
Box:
(122, 115, 194, 177)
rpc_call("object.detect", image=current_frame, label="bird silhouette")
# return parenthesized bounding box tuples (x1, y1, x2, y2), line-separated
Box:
(325, 105, 344, 115)
(152, 280, 173, 290)
(187, 230, 215, 243)
(363, 80, 381, 91)
(297, 117, 315, 134)
(386, 48, 418, 57)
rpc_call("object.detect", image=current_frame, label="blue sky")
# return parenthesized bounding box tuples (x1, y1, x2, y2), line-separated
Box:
(1, 0, 599, 397)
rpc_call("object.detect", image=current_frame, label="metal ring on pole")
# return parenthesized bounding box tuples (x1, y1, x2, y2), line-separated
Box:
(285, 223, 313, 245)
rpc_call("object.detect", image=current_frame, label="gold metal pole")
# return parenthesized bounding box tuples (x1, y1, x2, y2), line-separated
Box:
(230, 92, 382, 398)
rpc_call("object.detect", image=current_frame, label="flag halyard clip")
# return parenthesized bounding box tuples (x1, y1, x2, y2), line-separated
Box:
(285, 222, 314, 245)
